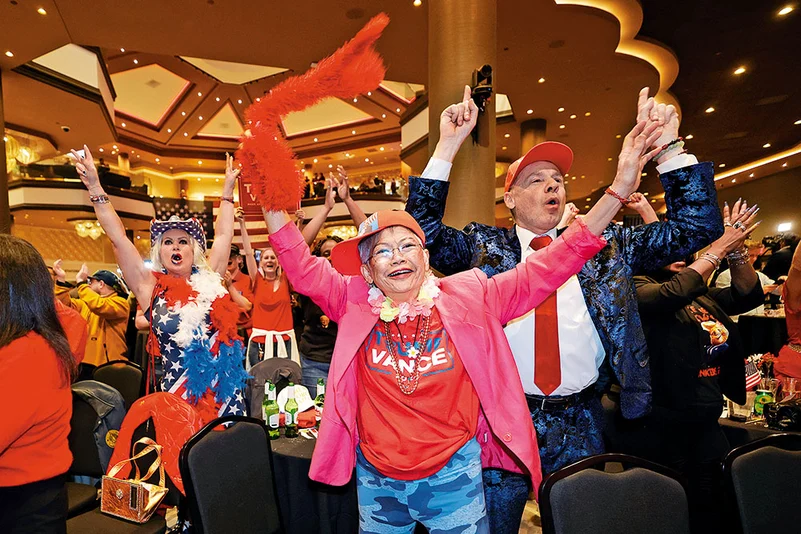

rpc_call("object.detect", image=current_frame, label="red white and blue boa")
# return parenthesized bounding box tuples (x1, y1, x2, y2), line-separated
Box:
(147, 269, 248, 418)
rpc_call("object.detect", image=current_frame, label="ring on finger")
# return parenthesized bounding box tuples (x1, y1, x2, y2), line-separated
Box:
(724, 222, 733, 227)
(733, 221, 745, 230)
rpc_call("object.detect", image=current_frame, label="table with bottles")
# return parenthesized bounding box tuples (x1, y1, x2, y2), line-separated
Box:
(264, 379, 359, 534)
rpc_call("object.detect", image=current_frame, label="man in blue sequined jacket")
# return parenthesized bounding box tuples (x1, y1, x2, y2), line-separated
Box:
(405, 87, 723, 534)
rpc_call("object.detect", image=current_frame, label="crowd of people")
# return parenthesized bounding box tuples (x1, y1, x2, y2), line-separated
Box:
(2, 85, 800, 534)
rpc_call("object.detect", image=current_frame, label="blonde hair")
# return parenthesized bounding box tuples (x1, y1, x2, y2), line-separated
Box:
(150, 232, 210, 273)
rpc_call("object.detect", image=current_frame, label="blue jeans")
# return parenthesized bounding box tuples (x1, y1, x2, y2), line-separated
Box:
(299, 354, 330, 398)
(356, 438, 488, 534)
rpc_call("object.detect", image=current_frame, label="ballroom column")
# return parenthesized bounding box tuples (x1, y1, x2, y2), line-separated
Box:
(428, 0, 497, 227)
(0, 70, 10, 234)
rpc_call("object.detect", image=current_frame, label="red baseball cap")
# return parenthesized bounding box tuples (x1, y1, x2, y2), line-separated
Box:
(331, 210, 426, 275)
(504, 141, 574, 193)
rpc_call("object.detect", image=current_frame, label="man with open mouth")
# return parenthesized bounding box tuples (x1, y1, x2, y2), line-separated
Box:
(405, 86, 724, 533)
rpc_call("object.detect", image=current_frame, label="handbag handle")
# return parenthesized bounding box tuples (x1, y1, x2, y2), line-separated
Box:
(108, 437, 165, 487)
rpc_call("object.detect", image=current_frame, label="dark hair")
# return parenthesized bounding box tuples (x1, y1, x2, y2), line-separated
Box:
(0, 235, 76, 383)
(312, 235, 343, 257)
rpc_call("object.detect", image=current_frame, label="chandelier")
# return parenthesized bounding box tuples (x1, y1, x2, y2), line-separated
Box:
(74, 220, 105, 240)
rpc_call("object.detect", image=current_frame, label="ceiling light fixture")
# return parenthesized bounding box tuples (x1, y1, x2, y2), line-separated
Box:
(197, 92, 202, 97)
(313, 137, 318, 142)
(396, 108, 401, 113)
(120, 48, 125, 52)
(181, 111, 186, 116)
(731, 178, 736, 183)
(719, 163, 726, 168)
(379, 146, 385, 151)
(364, 158, 369, 162)
(381, 113, 387, 118)
(183, 132, 188, 137)
(238, 99, 243, 104)
(133, 59, 138, 64)
(504, 133, 511, 138)
(778, 222, 793, 232)
(98, 148, 104, 152)
(686, 134, 694, 139)
(538, 78, 545, 83)
(352, 130, 356, 135)
(313, 158, 318, 163)
(705, 107, 715, 113)
(198, 116, 203, 120)
(778, 6, 794, 15)
(558, 107, 565, 112)
(113, 145, 118, 149)
(734, 66, 746, 75)
(215, 97, 220, 102)
(121, 122, 126, 128)
(4, 51, 13, 57)
(414, 0, 422, 6)
(782, 162, 788, 167)
(615, 134, 622, 139)
(559, 124, 565, 129)
(198, 160, 203, 165)
(502, 146, 507, 150)
(167, 128, 172, 133)
(763, 143, 771, 148)
(353, 98, 358, 103)
(584, 112, 591, 117)
(37, 7, 47, 15)
(155, 158, 160, 163)
(749, 173, 755, 177)
(569, 114, 577, 119)
(526, 109, 534, 114)
(795, 119, 801, 125)
(329, 164, 333, 168)
(608, 157, 613, 161)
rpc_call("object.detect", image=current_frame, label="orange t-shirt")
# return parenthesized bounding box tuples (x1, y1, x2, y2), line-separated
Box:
(230, 270, 254, 329)
(251, 273, 293, 333)
(356, 308, 479, 480)
(0, 332, 76, 486)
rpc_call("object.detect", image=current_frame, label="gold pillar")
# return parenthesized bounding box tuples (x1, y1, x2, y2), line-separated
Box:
(521, 118, 547, 153)
(428, 0, 497, 227)
(0, 70, 10, 234)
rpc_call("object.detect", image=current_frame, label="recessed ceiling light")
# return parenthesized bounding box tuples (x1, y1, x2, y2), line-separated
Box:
(313, 137, 318, 142)
(413, 0, 422, 6)
(215, 97, 220, 102)
(120, 48, 125, 52)
(795, 119, 801, 125)
(571, 176, 576, 180)
(184, 132, 188, 137)
(381, 113, 387, 119)
(734, 66, 746, 75)
(526, 109, 534, 114)
(686, 134, 694, 139)
(585, 205, 590, 209)
(557, 107, 565, 112)
(396, 108, 401, 113)
(367, 91, 372, 96)
(732, 178, 737, 183)
(98, 148, 104, 152)
(559, 124, 566, 129)
(197, 92, 203, 97)
(538, 78, 545, 83)
(504, 133, 511, 138)
(782, 162, 788, 167)
(345, 153, 350, 157)
(586, 197, 592, 201)
(643, 192, 649, 196)
(133, 59, 138, 64)
(136, 154, 140, 158)
(155, 158, 160, 163)
(584, 112, 591, 117)
(502, 146, 507, 150)
(778, 6, 794, 15)
(650, 199, 656, 203)
(705, 107, 715, 113)
(719, 163, 726, 168)
(328, 164, 333, 168)
(167, 128, 172, 133)
(581, 175, 586, 178)
(198, 116, 203, 120)
(181, 111, 186, 116)
(113, 145, 118, 150)
(4, 51, 13, 57)
(256, 97, 260, 102)
(353, 98, 358, 103)
(379, 146, 385, 151)
(778, 222, 793, 232)
(198, 160, 203, 165)
(364, 158, 369, 162)
(615, 134, 622, 139)
(238, 99, 243, 104)
(763, 143, 771, 148)
(121, 122, 126, 128)
(37, 7, 47, 15)
(131, 150, 135, 154)
(569, 114, 577, 119)
(313, 158, 318, 163)
(608, 157, 613, 161)
(197, 177, 201, 182)
(749, 173, 755, 177)
(352, 130, 356, 135)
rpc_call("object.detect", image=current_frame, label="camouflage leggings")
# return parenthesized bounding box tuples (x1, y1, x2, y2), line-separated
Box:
(355, 438, 489, 534)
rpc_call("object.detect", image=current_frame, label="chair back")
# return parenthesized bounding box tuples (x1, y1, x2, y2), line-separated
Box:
(68, 392, 105, 477)
(539, 453, 690, 534)
(93, 360, 143, 410)
(723, 433, 801, 534)
(248, 359, 302, 420)
(180, 416, 283, 534)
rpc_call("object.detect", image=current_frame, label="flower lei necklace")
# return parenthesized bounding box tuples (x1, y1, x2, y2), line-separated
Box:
(367, 272, 441, 323)
(367, 273, 440, 394)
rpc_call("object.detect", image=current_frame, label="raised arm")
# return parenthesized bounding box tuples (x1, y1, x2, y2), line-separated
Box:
(628, 193, 659, 224)
(236, 207, 259, 287)
(263, 210, 349, 322)
(334, 165, 367, 226)
(405, 86, 480, 275)
(207, 153, 240, 275)
(785, 243, 801, 311)
(301, 177, 336, 245)
(484, 219, 606, 325)
(70, 146, 155, 305)
(223, 271, 252, 312)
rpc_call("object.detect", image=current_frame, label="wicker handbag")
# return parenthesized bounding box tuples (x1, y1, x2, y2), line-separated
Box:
(100, 437, 169, 523)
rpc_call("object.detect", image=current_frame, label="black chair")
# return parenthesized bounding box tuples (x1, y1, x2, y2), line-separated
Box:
(66, 392, 104, 518)
(180, 415, 283, 534)
(539, 453, 690, 534)
(93, 360, 144, 410)
(723, 433, 801, 534)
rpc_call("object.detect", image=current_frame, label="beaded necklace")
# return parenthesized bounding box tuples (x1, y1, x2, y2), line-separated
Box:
(383, 315, 432, 395)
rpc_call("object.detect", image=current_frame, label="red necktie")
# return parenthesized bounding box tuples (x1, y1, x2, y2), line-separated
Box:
(530, 236, 561, 395)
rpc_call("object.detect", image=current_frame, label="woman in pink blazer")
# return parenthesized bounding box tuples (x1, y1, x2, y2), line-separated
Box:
(261, 118, 661, 533)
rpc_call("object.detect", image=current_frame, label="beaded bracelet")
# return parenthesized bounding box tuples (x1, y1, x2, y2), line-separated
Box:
(655, 140, 685, 161)
(700, 251, 721, 269)
(89, 194, 110, 204)
(727, 246, 750, 267)
(604, 187, 631, 205)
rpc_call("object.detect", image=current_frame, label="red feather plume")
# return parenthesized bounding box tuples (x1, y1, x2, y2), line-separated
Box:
(236, 13, 390, 211)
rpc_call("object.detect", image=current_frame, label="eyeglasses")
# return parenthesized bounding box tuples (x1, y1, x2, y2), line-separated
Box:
(371, 242, 421, 261)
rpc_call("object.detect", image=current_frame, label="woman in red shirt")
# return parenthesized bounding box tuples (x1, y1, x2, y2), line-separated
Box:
(0, 235, 82, 534)
(776, 244, 801, 383)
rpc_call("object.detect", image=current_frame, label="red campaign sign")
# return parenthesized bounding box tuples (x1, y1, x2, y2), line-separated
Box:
(238, 179, 263, 216)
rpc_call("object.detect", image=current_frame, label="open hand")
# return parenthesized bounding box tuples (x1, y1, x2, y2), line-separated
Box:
(612, 120, 663, 197)
(70, 145, 102, 194)
(53, 259, 67, 282)
(324, 177, 337, 210)
(434, 85, 479, 161)
(76, 263, 90, 284)
(711, 199, 761, 255)
(333, 165, 350, 200)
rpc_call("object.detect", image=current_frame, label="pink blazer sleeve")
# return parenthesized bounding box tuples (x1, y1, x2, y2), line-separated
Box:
(483, 219, 606, 325)
(268, 222, 350, 323)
